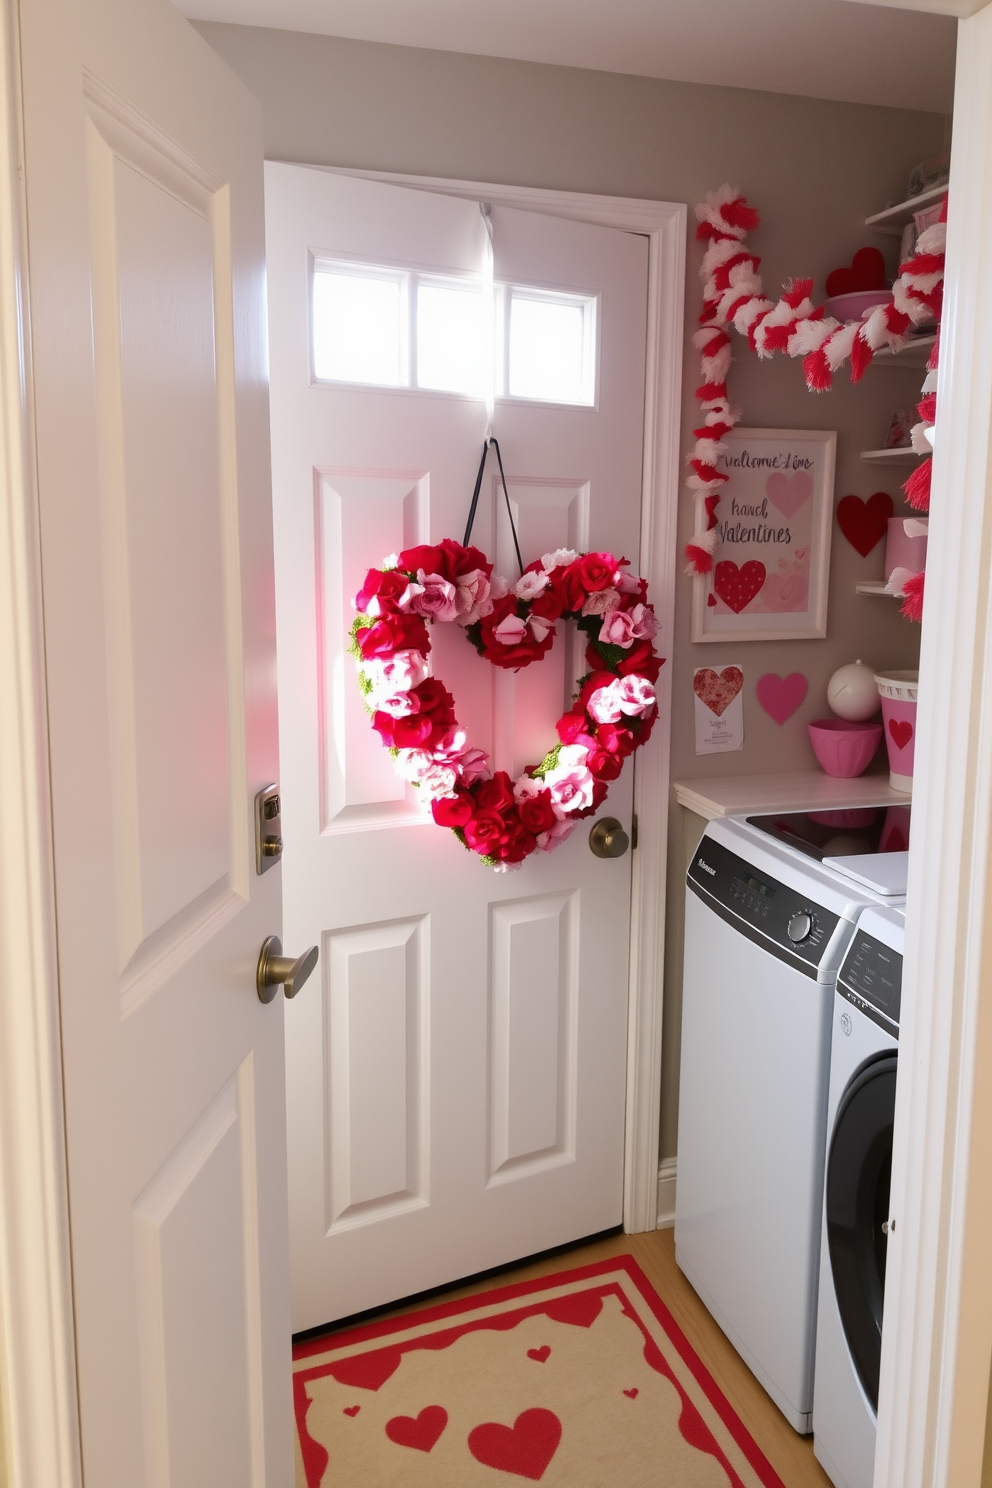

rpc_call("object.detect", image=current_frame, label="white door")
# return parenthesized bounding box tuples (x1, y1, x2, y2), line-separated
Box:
(266, 166, 649, 1330)
(20, 1, 293, 1483)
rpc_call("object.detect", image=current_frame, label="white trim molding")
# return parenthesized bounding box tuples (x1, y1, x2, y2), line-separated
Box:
(656, 1158, 677, 1230)
(0, 1, 81, 1484)
(875, 9, 992, 1488)
(312, 168, 687, 1234)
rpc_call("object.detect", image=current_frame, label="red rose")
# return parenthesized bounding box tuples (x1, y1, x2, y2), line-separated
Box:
(475, 771, 515, 813)
(575, 551, 617, 591)
(548, 564, 587, 613)
(411, 678, 456, 725)
(354, 567, 410, 615)
(517, 790, 556, 834)
(530, 587, 564, 622)
(432, 791, 474, 829)
(497, 821, 538, 863)
(463, 811, 508, 853)
(358, 612, 430, 661)
(616, 643, 664, 682)
(556, 710, 588, 744)
(396, 543, 443, 576)
(596, 723, 635, 758)
(437, 538, 493, 581)
(572, 779, 609, 819)
(584, 746, 623, 781)
(479, 596, 553, 671)
(372, 710, 434, 749)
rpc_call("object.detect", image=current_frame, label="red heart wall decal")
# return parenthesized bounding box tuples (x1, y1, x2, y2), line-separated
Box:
(693, 666, 744, 718)
(888, 718, 914, 751)
(343, 1405, 361, 1417)
(385, 1406, 448, 1453)
(714, 560, 765, 613)
(825, 246, 887, 297)
(837, 492, 894, 557)
(755, 672, 808, 725)
(527, 1345, 551, 1362)
(468, 1408, 562, 1480)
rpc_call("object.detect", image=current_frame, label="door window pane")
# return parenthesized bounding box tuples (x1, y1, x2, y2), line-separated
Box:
(312, 267, 405, 386)
(507, 290, 596, 406)
(416, 281, 487, 397)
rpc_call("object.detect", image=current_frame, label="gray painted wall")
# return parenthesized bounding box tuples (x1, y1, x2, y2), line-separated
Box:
(194, 21, 946, 1160)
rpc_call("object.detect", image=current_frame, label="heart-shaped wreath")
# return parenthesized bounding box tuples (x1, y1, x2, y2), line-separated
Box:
(349, 539, 664, 869)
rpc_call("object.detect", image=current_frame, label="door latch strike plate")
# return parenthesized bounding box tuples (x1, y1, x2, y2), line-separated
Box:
(254, 784, 282, 874)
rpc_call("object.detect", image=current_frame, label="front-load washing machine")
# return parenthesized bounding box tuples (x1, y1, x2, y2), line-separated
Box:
(676, 813, 902, 1433)
(813, 904, 904, 1488)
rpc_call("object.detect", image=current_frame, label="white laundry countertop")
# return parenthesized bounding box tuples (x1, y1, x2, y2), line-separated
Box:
(672, 771, 910, 822)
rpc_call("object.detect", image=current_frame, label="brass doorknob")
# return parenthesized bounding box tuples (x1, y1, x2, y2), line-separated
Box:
(256, 936, 318, 1003)
(589, 817, 629, 859)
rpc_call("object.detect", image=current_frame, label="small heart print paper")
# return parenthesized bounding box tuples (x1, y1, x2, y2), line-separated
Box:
(693, 665, 745, 755)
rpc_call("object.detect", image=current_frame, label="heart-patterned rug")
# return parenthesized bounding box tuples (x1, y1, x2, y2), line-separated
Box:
(293, 1256, 785, 1486)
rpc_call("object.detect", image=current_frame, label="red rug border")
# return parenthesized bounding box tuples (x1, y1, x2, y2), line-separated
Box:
(292, 1251, 787, 1488)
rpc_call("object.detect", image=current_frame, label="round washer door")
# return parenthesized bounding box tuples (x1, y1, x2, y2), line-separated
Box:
(825, 1051, 897, 1412)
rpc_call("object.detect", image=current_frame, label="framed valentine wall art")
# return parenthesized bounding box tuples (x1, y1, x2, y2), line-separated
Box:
(691, 427, 836, 643)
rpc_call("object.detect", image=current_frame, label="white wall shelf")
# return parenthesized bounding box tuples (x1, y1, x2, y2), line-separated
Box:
(865, 183, 947, 236)
(856, 580, 897, 597)
(673, 771, 908, 821)
(871, 332, 937, 369)
(860, 446, 923, 464)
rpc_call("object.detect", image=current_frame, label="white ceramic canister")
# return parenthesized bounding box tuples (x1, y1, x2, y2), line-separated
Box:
(874, 670, 919, 793)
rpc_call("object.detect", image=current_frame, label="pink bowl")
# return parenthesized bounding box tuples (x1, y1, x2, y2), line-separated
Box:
(807, 718, 882, 778)
(823, 289, 891, 323)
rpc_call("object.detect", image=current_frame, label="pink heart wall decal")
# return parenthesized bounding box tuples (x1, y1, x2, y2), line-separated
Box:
(766, 472, 813, 518)
(756, 672, 808, 725)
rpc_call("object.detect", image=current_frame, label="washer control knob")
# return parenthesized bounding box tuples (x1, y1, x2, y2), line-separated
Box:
(787, 911, 813, 944)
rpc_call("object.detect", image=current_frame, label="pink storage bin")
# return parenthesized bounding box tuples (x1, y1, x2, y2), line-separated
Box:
(884, 518, 928, 580)
(874, 671, 918, 793)
(807, 718, 882, 778)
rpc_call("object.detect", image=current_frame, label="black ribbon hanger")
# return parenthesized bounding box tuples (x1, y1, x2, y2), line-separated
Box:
(463, 436, 524, 578)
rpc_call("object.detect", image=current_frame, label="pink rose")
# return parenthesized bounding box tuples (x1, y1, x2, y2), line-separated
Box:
(406, 570, 460, 622)
(528, 614, 554, 644)
(599, 609, 637, 648)
(514, 570, 551, 601)
(541, 547, 578, 572)
(627, 603, 658, 639)
(616, 675, 656, 716)
(456, 569, 495, 626)
(514, 775, 545, 803)
(415, 763, 461, 801)
(362, 649, 430, 697)
(543, 745, 595, 815)
(588, 679, 624, 724)
(614, 568, 642, 595)
(536, 818, 578, 851)
(371, 689, 421, 718)
(451, 745, 492, 785)
(581, 587, 620, 617)
(493, 613, 528, 645)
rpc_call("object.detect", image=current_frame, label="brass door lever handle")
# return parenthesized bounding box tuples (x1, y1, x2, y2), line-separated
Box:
(256, 936, 318, 1003)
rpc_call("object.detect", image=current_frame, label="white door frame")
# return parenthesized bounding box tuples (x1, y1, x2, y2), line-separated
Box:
(875, 8, 992, 1488)
(313, 167, 688, 1235)
(0, 0, 81, 1482)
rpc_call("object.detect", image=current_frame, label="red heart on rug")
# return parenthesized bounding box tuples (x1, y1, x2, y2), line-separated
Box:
(385, 1405, 448, 1453)
(468, 1408, 563, 1481)
(755, 672, 808, 725)
(889, 718, 914, 751)
(714, 560, 765, 613)
(825, 246, 886, 297)
(623, 1388, 639, 1399)
(693, 666, 744, 718)
(766, 471, 812, 518)
(837, 492, 894, 557)
(343, 1405, 360, 1417)
(544, 1290, 603, 1328)
(527, 1345, 551, 1362)
(327, 1346, 402, 1391)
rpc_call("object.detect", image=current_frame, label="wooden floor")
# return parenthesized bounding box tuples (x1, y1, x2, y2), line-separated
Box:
(362, 1227, 834, 1488)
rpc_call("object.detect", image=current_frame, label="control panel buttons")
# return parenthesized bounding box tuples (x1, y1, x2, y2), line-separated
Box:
(787, 911, 813, 944)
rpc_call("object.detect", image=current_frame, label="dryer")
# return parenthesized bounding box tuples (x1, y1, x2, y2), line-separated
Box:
(675, 815, 892, 1434)
(813, 904, 904, 1488)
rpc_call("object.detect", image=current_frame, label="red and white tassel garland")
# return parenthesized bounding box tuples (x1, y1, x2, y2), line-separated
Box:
(685, 186, 947, 599)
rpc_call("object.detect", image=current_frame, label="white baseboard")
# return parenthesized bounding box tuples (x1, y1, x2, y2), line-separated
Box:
(656, 1158, 677, 1229)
